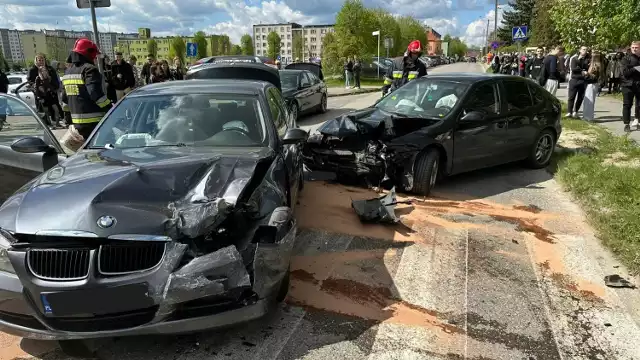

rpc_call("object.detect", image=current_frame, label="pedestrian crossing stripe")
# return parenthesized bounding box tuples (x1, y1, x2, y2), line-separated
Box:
(513, 27, 526, 40)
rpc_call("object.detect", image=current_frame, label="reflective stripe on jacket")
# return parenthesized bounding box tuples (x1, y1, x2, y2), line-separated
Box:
(384, 56, 428, 92)
(61, 59, 112, 125)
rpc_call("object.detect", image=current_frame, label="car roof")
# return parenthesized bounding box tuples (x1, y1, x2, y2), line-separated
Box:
(423, 72, 526, 83)
(279, 69, 304, 73)
(127, 79, 271, 97)
(186, 62, 282, 90)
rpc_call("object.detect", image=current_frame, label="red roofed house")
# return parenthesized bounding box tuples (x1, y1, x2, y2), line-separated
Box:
(425, 26, 442, 55)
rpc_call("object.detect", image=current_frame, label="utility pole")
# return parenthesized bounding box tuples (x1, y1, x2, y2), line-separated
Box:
(494, 0, 498, 41)
(485, 19, 490, 54)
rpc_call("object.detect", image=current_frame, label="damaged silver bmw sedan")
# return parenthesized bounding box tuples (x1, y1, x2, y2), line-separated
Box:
(0, 74, 307, 354)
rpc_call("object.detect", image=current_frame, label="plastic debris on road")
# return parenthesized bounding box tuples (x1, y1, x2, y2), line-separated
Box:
(351, 187, 411, 224)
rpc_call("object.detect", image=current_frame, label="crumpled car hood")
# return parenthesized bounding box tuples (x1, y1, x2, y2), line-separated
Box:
(0, 146, 274, 238)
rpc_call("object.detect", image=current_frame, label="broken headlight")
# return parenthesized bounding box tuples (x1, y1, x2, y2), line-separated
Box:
(0, 230, 15, 274)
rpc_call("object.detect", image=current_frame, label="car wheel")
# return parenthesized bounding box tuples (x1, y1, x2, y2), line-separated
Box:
(58, 340, 95, 358)
(290, 102, 299, 122)
(276, 268, 291, 302)
(526, 129, 555, 169)
(318, 93, 327, 113)
(412, 148, 440, 196)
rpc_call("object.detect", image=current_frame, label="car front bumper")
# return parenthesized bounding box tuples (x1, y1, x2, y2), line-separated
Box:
(0, 220, 296, 340)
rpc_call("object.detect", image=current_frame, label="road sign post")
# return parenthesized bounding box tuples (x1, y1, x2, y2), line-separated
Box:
(512, 26, 528, 42)
(372, 30, 380, 79)
(186, 42, 198, 59)
(384, 37, 394, 58)
(76, 0, 111, 89)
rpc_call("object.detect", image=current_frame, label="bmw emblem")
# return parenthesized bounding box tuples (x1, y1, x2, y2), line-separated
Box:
(97, 216, 116, 228)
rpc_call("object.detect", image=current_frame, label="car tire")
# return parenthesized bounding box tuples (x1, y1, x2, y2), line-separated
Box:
(526, 129, 555, 169)
(317, 93, 327, 114)
(58, 340, 95, 358)
(412, 148, 440, 196)
(290, 102, 299, 122)
(276, 268, 291, 302)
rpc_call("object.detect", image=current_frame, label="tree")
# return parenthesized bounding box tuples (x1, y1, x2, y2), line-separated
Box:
(193, 31, 208, 59)
(398, 16, 428, 54)
(529, 0, 560, 48)
(448, 37, 468, 58)
(497, 0, 535, 44)
(266, 31, 281, 60)
(334, 0, 378, 59)
(231, 44, 242, 55)
(292, 36, 303, 61)
(371, 9, 403, 57)
(321, 32, 343, 77)
(11, 62, 22, 72)
(551, 0, 640, 50)
(169, 36, 186, 63)
(240, 34, 254, 55)
(147, 39, 158, 58)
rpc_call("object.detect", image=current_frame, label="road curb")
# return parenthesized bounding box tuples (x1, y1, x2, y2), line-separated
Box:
(327, 88, 381, 98)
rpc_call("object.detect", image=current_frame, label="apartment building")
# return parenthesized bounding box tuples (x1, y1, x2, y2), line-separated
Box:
(0, 28, 28, 63)
(116, 28, 215, 65)
(252, 22, 334, 63)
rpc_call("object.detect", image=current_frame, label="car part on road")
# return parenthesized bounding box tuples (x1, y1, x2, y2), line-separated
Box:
(604, 275, 636, 289)
(351, 187, 411, 223)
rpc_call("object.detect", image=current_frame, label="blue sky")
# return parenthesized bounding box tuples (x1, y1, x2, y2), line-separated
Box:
(0, 0, 508, 46)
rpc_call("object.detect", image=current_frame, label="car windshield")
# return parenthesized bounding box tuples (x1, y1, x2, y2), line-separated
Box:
(375, 79, 468, 118)
(89, 93, 267, 149)
(279, 71, 298, 90)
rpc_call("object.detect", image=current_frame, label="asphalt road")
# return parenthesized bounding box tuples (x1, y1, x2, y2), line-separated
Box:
(3, 63, 640, 360)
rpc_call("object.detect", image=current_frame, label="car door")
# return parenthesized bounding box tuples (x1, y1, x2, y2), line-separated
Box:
(266, 87, 300, 200)
(0, 94, 67, 205)
(452, 81, 508, 174)
(500, 79, 537, 160)
(305, 71, 323, 106)
(298, 72, 314, 112)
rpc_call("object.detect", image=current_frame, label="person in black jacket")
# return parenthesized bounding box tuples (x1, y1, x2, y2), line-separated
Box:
(620, 41, 640, 132)
(382, 40, 428, 96)
(566, 46, 590, 118)
(539, 46, 565, 95)
(526, 47, 545, 80)
(28, 53, 63, 128)
(140, 54, 155, 85)
(109, 51, 135, 101)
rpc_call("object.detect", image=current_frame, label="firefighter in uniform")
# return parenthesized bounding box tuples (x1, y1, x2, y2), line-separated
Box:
(61, 38, 112, 139)
(382, 40, 428, 96)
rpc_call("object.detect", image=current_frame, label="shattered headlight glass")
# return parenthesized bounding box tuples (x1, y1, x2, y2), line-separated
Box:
(0, 230, 15, 274)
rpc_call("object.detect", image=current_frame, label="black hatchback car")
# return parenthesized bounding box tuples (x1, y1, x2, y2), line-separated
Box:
(303, 73, 562, 195)
(0, 67, 307, 355)
(279, 62, 328, 121)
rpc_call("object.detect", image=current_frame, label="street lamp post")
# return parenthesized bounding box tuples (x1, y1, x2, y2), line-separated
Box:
(372, 30, 380, 78)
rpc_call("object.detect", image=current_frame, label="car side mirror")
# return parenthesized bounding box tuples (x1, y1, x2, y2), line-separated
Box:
(282, 128, 308, 144)
(460, 110, 485, 122)
(11, 136, 54, 154)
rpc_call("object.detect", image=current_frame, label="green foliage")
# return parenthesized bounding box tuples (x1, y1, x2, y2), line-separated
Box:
(11, 63, 22, 72)
(266, 31, 281, 60)
(497, 0, 535, 44)
(371, 8, 402, 56)
(397, 16, 428, 55)
(551, 0, 640, 50)
(168, 37, 186, 64)
(240, 34, 254, 55)
(321, 32, 342, 77)
(193, 31, 208, 59)
(448, 37, 468, 58)
(0, 51, 8, 72)
(231, 44, 242, 55)
(529, 0, 560, 48)
(292, 36, 303, 61)
(334, 0, 377, 60)
(146, 39, 158, 57)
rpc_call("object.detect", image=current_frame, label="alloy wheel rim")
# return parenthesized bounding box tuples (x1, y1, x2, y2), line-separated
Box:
(535, 134, 553, 163)
(322, 95, 327, 111)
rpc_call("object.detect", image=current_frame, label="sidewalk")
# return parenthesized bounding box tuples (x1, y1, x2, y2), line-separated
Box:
(554, 85, 640, 142)
(327, 85, 380, 98)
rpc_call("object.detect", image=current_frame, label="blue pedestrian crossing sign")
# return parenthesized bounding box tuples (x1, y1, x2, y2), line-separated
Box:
(512, 26, 528, 41)
(186, 42, 198, 57)
(276, 55, 281, 61)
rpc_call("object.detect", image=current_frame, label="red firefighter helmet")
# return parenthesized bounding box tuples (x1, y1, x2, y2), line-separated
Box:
(72, 38, 101, 62)
(407, 40, 422, 53)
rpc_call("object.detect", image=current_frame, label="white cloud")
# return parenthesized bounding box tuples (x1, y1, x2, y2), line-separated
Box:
(460, 6, 507, 47)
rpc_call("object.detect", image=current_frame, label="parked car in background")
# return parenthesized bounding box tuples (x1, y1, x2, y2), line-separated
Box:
(280, 63, 328, 121)
(6, 75, 36, 114)
(189, 55, 278, 71)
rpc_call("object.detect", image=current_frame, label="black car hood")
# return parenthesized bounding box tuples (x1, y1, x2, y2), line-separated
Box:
(0, 147, 274, 238)
(317, 107, 444, 142)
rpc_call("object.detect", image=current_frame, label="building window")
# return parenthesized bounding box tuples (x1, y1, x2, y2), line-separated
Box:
(287, 42, 291, 47)
(311, 37, 316, 42)
(287, 34, 290, 39)
(280, 27, 284, 32)
(311, 29, 316, 34)
(287, 50, 291, 54)
(268, 27, 271, 31)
